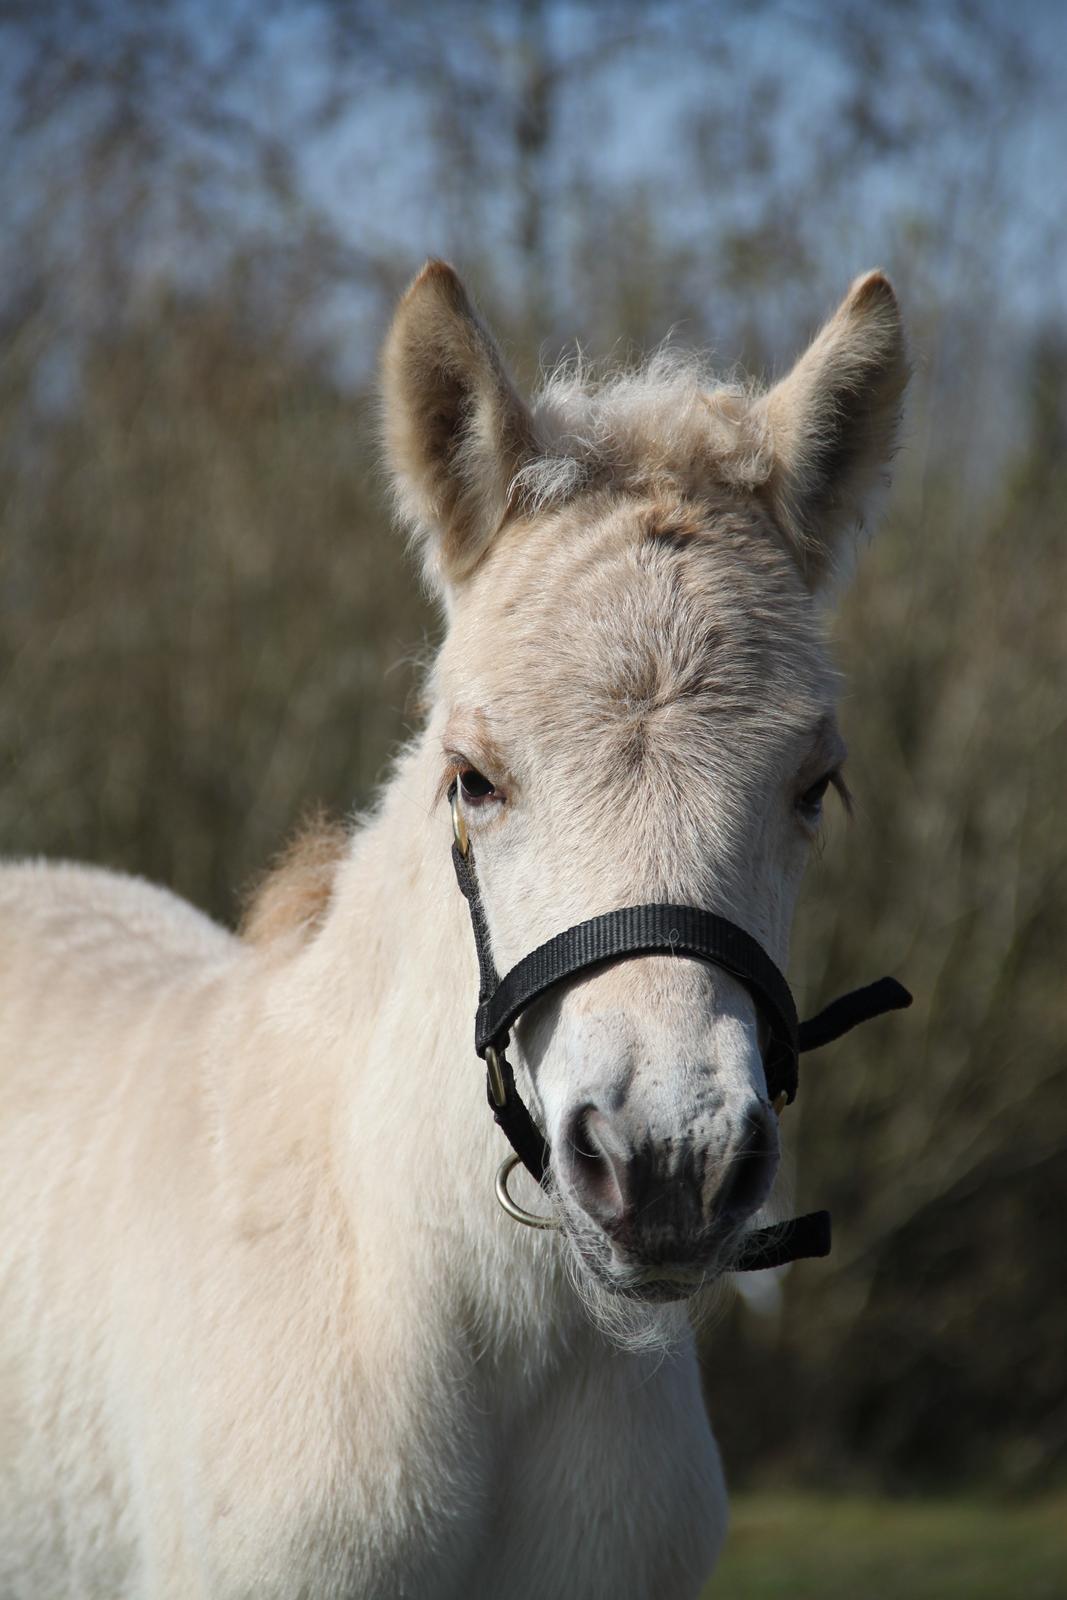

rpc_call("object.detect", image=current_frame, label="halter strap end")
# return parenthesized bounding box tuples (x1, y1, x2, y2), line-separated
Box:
(732, 1210, 832, 1273)
(798, 976, 913, 1055)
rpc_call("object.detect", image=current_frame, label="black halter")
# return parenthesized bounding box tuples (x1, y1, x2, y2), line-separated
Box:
(449, 783, 911, 1272)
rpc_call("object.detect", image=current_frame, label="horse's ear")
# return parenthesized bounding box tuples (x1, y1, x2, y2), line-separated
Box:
(381, 260, 537, 594)
(757, 271, 908, 590)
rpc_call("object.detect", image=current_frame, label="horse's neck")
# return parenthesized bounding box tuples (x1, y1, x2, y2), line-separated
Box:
(297, 730, 585, 1368)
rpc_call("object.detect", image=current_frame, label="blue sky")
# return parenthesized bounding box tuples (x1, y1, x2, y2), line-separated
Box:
(2, 0, 1064, 395)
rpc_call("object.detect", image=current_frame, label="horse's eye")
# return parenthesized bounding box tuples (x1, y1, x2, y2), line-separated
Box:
(797, 773, 832, 818)
(459, 768, 496, 804)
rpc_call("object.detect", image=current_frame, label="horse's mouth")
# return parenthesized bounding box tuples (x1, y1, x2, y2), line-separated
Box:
(587, 1255, 719, 1303)
(612, 1260, 715, 1299)
(562, 1203, 732, 1302)
(597, 1256, 723, 1303)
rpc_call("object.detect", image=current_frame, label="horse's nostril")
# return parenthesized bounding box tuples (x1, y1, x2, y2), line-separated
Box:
(715, 1100, 777, 1222)
(559, 1096, 778, 1245)
(561, 1104, 628, 1226)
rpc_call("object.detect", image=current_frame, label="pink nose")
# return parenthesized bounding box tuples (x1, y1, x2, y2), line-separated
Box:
(557, 1098, 778, 1256)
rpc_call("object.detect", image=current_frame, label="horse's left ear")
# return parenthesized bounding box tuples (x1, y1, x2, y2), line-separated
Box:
(757, 271, 909, 590)
(381, 259, 537, 596)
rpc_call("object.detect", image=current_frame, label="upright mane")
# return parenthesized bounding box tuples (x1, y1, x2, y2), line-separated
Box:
(513, 349, 772, 514)
(241, 809, 348, 946)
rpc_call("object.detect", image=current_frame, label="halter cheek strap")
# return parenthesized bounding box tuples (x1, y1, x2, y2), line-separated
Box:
(449, 786, 911, 1272)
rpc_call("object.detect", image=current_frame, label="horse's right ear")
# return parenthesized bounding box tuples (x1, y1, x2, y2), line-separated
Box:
(381, 260, 537, 595)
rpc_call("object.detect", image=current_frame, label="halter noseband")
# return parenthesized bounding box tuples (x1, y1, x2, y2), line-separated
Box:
(449, 783, 911, 1272)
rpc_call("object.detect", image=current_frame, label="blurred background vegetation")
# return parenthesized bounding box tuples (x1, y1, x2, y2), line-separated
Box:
(1, 0, 1064, 1544)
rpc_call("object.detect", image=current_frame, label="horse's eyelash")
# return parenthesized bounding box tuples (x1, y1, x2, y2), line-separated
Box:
(438, 750, 486, 805)
(829, 768, 853, 816)
(435, 756, 466, 807)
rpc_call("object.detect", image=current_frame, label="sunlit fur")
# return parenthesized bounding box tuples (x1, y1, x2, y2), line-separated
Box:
(0, 261, 905, 1599)
(516, 349, 771, 513)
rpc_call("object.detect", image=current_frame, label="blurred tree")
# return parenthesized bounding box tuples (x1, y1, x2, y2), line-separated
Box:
(0, 290, 430, 910)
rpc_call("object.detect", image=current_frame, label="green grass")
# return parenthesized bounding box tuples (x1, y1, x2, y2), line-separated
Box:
(705, 1494, 1067, 1599)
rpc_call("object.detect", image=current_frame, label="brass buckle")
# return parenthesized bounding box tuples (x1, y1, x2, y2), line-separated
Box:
(495, 1153, 560, 1231)
(450, 789, 469, 857)
(485, 1044, 507, 1108)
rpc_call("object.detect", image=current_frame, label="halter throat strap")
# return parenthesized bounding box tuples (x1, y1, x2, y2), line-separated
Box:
(450, 801, 911, 1271)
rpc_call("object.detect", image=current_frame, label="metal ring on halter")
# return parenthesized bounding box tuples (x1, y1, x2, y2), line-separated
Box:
(495, 1153, 560, 1230)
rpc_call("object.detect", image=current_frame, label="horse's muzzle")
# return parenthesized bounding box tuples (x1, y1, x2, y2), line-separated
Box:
(557, 1098, 779, 1280)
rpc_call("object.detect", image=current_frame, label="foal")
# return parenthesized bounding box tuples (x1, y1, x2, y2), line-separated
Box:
(0, 261, 906, 1598)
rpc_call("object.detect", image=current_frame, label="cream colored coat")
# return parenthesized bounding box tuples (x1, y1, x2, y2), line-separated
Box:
(0, 262, 906, 1598)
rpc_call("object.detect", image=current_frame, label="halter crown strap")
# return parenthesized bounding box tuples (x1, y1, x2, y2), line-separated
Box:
(453, 838, 556, 1182)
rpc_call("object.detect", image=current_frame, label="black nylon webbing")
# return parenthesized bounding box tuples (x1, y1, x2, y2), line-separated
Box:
(483, 1046, 551, 1183)
(451, 824, 550, 1182)
(732, 1209, 831, 1271)
(474, 902, 800, 1105)
(797, 976, 911, 1052)
(452, 840, 500, 1003)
